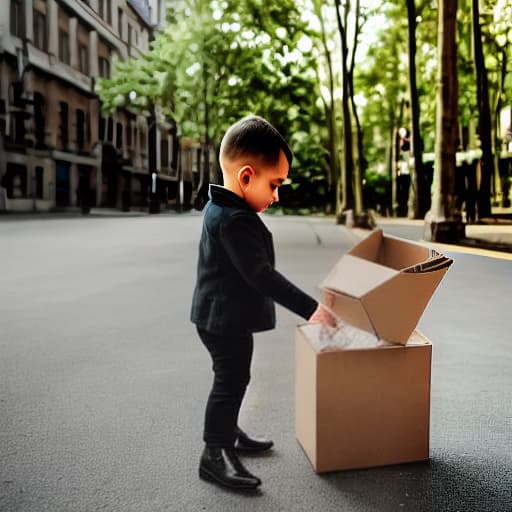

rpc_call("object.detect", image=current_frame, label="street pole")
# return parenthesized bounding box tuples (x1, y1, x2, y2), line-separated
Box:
(148, 106, 160, 214)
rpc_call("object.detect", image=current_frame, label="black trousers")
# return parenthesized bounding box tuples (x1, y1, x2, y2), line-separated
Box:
(197, 327, 254, 448)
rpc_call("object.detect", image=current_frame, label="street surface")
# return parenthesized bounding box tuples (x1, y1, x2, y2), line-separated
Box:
(1, 213, 511, 511)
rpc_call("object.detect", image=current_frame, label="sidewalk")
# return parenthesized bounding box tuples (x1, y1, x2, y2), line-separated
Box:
(374, 216, 512, 255)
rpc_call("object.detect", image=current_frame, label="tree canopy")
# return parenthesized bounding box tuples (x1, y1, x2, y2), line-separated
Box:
(95, 0, 512, 217)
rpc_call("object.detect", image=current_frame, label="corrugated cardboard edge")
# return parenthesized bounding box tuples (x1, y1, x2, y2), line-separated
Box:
(295, 326, 319, 470)
(322, 289, 376, 335)
(321, 229, 451, 345)
(361, 267, 450, 344)
(295, 326, 433, 473)
(313, 342, 432, 474)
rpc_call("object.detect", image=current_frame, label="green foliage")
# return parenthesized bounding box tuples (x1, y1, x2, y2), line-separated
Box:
(94, 0, 512, 213)
(96, 0, 329, 207)
(363, 169, 391, 214)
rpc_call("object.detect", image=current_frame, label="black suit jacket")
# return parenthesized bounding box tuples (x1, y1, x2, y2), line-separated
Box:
(190, 185, 318, 335)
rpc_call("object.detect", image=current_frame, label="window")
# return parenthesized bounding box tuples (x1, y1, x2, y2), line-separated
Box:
(10, 0, 24, 38)
(76, 109, 85, 150)
(59, 101, 69, 149)
(98, 0, 111, 24)
(161, 139, 169, 168)
(11, 111, 26, 145)
(98, 57, 110, 78)
(85, 112, 91, 145)
(139, 127, 146, 153)
(118, 8, 123, 38)
(78, 44, 88, 74)
(0, 99, 6, 134)
(35, 166, 44, 199)
(99, 116, 106, 140)
(58, 29, 70, 64)
(126, 122, 132, 147)
(171, 135, 178, 170)
(34, 92, 45, 148)
(33, 9, 47, 51)
(10, 81, 24, 107)
(128, 24, 132, 47)
(5, 163, 28, 198)
(107, 117, 113, 141)
(115, 122, 123, 149)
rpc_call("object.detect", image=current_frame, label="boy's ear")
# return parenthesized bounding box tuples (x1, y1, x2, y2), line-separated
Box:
(238, 166, 254, 187)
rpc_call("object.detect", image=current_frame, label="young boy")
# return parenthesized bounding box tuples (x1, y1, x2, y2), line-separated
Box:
(190, 115, 336, 491)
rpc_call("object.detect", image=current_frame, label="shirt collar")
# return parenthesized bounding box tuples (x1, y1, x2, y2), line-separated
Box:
(209, 184, 252, 210)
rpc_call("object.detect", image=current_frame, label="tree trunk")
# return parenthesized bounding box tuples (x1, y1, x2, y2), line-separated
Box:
(425, 0, 464, 242)
(493, 48, 507, 206)
(392, 97, 405, 217)
(406, 0, 426, 219)
(316, 2, 340, 215)
(390, 126, 398, 217)
(334, 0, 356, 221)
(472, 0, 493, 219)
(348, 0, 364, 216)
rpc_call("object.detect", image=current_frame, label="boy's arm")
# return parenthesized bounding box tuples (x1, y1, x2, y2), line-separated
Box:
(221, 213, 319, 320)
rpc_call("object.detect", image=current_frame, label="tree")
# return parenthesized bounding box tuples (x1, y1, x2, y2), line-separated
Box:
(425, 0, 463, 242)
(489, 0, 512, 207)
(355, 0, 438, 219)
(97, 0, 329, 211)
(310, 0, 342, 215)
(333, 0, 364, 222)
(407, 0, 427, 219)
(472, 0, 493, 219)
(334, 0, 354, 217)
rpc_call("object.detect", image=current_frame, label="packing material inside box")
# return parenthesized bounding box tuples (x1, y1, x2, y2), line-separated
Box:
(321, 229, 452, 345)
(295, 324, 432, 473)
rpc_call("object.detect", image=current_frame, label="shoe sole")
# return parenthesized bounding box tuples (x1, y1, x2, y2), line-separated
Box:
(199, 467, 260, 490)
(234, 446, 273, 454)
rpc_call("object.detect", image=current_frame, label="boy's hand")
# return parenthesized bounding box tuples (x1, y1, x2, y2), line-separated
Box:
(308, 304, 337, 327)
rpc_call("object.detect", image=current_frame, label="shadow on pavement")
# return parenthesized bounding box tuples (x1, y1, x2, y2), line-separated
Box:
(319, 455, 512, 512)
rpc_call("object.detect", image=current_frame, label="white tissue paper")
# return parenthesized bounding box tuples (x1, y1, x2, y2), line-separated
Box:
(303, 322, 392, 352)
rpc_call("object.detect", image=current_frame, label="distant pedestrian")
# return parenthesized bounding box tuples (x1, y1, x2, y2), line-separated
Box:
(190, 115, 336, 492)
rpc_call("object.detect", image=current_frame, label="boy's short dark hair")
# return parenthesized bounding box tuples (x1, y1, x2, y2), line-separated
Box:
(220, 116, 293, 167)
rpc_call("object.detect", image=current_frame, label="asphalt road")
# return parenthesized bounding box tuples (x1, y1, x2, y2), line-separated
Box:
(1, 213, 511, 512)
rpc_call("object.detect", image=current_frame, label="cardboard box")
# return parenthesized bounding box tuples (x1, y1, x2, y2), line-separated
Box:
(321, 229, 452, 344)
(295, 326, 432, 473)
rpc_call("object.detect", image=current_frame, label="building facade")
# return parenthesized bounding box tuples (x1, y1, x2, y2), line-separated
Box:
(0, 0, 195, 213)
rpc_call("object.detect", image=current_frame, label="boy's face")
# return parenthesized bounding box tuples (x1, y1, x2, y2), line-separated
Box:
(242, 150, 289, 213)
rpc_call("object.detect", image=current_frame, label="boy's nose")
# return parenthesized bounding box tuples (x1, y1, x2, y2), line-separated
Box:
(272, 189, 279, 202)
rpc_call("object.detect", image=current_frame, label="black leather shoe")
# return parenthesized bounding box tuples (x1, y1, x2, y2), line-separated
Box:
(234, 427, 274, 453)
(199, 446, 261, 490)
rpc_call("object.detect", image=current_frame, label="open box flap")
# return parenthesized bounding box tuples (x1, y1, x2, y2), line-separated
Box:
(361, 268, 449, 344)
(321, 254, 398, 298)
(348, 229, 383, 261)
(377, 235, 433, 269)
(348, 229, 436, 270)
(322, 289, 375, 334)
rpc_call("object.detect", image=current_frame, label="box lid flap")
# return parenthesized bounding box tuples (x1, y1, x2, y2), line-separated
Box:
(349, 229, 433, 269)
(348, 229, 383, 260)
(321, 254, 398, 298)
(361, 267, 450, 344)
